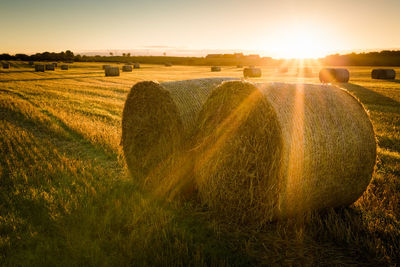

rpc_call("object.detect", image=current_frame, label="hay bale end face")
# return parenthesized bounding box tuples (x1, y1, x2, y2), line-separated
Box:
(134, 63, 140, 69)
(243, 67, 262, 77)
(45, 64, 55, 71)
(211, 66, 221, 72)
(60, 65, 69, 70)
(371, 69, 396, 79)
(121, 78, 237, 195)
(194, 81, 376, 224)
(2, 63, 10, 69)
(105, 66, 120, 76)
(35, 64, 45, 72)
(319, 68, 349, 83)
(122, 65, 133, 72)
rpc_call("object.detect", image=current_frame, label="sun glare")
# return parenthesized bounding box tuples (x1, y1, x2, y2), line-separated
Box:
(269, 26, 329, 59)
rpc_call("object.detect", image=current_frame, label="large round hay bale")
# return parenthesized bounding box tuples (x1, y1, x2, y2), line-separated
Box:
(60, 65, 69, 70)
(102, 64, 111, 70)
(134, 63, 140, 69)
(105, 66, 120, 76)
(122, 65, 133, 72)
(371, 69, 396, 79)
(211, 66, 221, 72)
(121, 78, 236, 195)
(2, 63, 10, 69)
(35, 64, 45, 72)
(45, 64, 55, 71)
(194, 81, 376, 225)
(319, 68, 350, 83)
(243, 67, 262, 77)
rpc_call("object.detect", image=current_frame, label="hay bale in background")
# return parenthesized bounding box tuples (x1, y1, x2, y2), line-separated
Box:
(278, 66, 288, 73)
(45, 64, 55, 71)
(194, 81, 376, 225)
(60, 65, 69, 70)
(102, 64, 111, 70)
(122, 65, 133, 72)
(134, 63, 140, 69)
(165, 62, 173, 67)
(52, 63, 57, 68)
(121, 78, 236, 195)
(105, 66, 120, 76)
(319, 68, 350, 83)
(237, 64, 243, 68)
(211, 66, 221, 72)
(2, 63, 10, 69)
(243, 67, 262, 77)
(35, 64, 45, 72)
(371, 69, 396, 79)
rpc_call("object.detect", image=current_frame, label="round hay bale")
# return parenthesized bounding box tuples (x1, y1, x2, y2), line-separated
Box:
(243, 67, 262, 77)
(2, 63, 10, 69)
(122, 65, 133, 72)
(319, 68, 350, 83)
(121, 78, 236, 195)
(278, 66, 288, 73)
(193, 81, 376, 225)
(102, 64, 111, 70)
(105, 66, 120, 76)
(371, 69, 396, 80)
(35, 64, 45, 72)
(211, 66, 221, 72)
(134, 63, 140, 69)
(45, 64, 55, 71)
(60, 65, 69, 70)
(165, 62, 173, 67)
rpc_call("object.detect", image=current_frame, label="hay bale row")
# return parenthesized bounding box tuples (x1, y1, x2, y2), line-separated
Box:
(371, 69, 396, 79)
(211, 66, 221, 72)
(35, 64, 45, 72)
(105, 66, 120, 76)
(45, 64, 55, 71)
(319, 68, 349, 83)
(122, 80, 376, 225)
(122, 65, 133, 72)
(243, 67, 262, 77)
(121, 78, 237, 195)
(60, 65, 69, 70)
(193, 81, 376, 224)
(2, 63, 10, 69)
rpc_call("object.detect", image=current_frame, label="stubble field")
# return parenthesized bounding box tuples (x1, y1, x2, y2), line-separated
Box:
(1, 62, 399, 266)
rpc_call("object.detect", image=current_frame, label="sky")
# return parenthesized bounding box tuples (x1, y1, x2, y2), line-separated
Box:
(1, 0, 400, 58)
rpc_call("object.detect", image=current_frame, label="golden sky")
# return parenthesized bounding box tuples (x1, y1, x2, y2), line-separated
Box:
(1, 0, 399, 58)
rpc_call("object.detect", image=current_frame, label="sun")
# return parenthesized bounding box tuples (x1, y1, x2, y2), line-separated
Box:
(270, 25, 329, 59)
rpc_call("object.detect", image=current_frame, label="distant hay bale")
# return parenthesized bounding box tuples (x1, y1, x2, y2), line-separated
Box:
(105, 66, 120, 76)
(121, 78, 237, 195)
(52, 63, 57, 68)
(211, 66, 221, 72)
(35, 64, 45, 72)
(237, 64, 243, 68)
(319, 68, 350, 83)
(278, 66, 288, 73)
(2, 63, 10, 69)
(194, 81, 376, 225)
(371, 69, 396, 79)
(243, 67, 262, 77)
(45, 64, 55, 71)
(122, 65, 133, 72)
(102, 64, 111, 70)
(134, 63, 140, 69)
(60, 65, 69, 70)
(165, 62, 173, 67)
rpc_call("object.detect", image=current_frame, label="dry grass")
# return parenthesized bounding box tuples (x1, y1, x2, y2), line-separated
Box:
(0, 62, 399, 266)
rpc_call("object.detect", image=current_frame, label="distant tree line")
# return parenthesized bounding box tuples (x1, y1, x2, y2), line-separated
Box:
(1, 50, 400, 66)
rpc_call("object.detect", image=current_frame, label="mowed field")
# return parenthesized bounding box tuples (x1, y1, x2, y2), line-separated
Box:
(1, 62, 400, 266)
